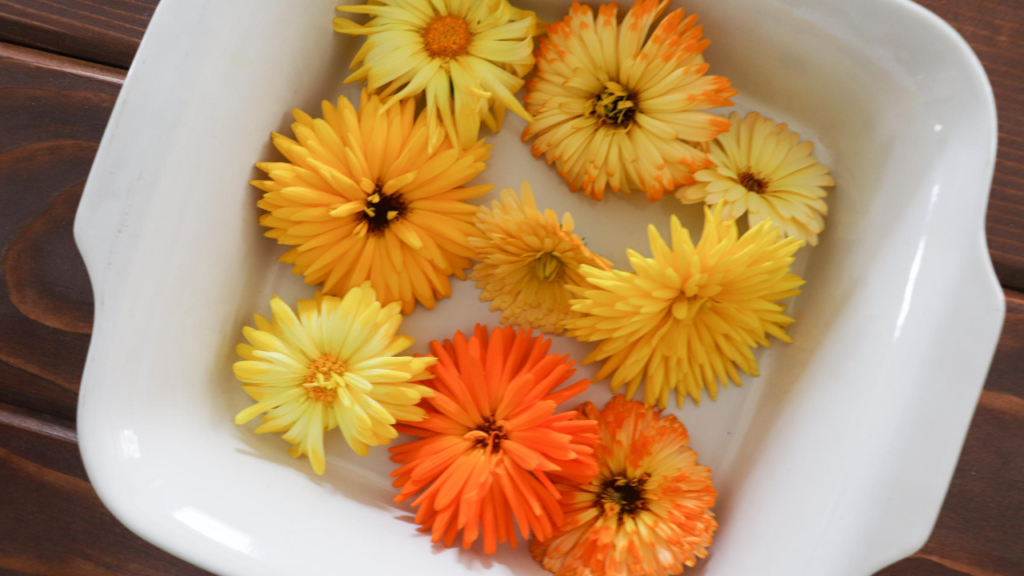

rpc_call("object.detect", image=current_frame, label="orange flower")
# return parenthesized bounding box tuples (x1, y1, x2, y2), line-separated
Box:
(531, 396, 717, 576)
(390, 325, 600, 553)
(523, 1, 735, 201)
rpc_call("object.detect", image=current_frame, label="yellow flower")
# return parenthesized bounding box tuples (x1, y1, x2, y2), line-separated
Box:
(233, 284, 436, 475)
(677, 112, 835, 246)
(564, 205, 805, 408)
(335, 0, 540, 151)
(253, 91, 492, 315)
(469, 182, 612, 334)
(522, 1, 736, 202)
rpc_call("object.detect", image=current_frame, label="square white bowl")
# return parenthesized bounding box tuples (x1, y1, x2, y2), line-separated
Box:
(74, 0, 1004, 575)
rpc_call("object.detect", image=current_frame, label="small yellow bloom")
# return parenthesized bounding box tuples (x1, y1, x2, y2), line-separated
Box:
(335, 0, 540, 151)
(233, 284, 436, 475)
(564, 205, 805, 408)
(678, 112, 835, 246)
(469, 182, 611, 334)
(523, 1, 736, 202)
(253, 91, 492, 315)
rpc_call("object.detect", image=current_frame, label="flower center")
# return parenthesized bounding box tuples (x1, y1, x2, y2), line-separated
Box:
(534, 252, 563, 281)
(305, 355, 346, 403)
(739, 171, 770, 194)
(597, 474, 650, 520)
(464, 416, 509, 453)
(595, 82, 637, 127)
(671, 294, 713, 323)
(422, 15, 472, 59)
(362, 183, 408, 235)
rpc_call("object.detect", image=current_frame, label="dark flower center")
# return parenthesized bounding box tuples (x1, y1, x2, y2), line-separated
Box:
(595, 82, 637, 128)
(362, 183, 408, 235)
(468, 416, 509, 453)
(597, 474, 650, 520)
(739, 171, 770, 194)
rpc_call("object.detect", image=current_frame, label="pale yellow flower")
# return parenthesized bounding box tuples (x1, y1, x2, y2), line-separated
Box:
(678, 112, 835, 246)
(233, 284, 436, 475)
(564, 205, 805, 408)
(469, 182, 611, 334)
(253, 91, 491, 315)
(335, 0, 540, 150)
(523, 1, 736, 202)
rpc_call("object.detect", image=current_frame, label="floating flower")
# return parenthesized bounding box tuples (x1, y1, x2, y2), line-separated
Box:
(390, 325, 600, 552)
(531, 396, 717, 576)
(335, 0, 540, 151)
(522, 1, 736, 202)
(253, 91, 491, 315)
(469, 182, 613, 335)
(677, 112, 834, 246)
(564, 205, 805, 408)
(233, 284, 436, 475)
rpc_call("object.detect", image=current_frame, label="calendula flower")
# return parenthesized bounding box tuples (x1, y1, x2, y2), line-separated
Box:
(253, 91, 492, 315)
(523, 1, 736, 202)
(564, 205, 805, 408)
(335, 0, 540, 151)
(531, 396, 717, 576)
(390, 325, 600, 553)
(233, 284, 436, 475)
(469, 182, 613, 335)
(677, 112, 835, 246)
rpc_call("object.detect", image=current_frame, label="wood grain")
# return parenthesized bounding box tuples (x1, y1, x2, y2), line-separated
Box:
(877, 558, 970, 576)
(0, 43, 120, 420)
(0, 0, 159, 68)
(0, 402, 212, 576)
(915, 0, 1024, 291)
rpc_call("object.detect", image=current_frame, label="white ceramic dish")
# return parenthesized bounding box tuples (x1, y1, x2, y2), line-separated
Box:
(74, 0, 1004, 574)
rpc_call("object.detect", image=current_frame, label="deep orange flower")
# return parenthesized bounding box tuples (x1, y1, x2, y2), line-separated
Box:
(390, 325, 600, 553)
(531, 396, 717, 576)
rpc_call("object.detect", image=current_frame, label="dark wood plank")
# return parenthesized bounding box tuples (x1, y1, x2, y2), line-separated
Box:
(877, 558, 970, 576)
(0, 42, 116, 421)
(0, 402, 212, 576)
(0, 0, 159, 69)
(877, 290, 1024, 576)
(914, 0, 1024, 291)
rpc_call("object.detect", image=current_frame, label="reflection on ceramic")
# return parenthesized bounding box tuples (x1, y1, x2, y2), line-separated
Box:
(74, 0, 1004, 575)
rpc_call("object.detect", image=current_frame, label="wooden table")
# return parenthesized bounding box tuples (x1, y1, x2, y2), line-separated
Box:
(0, 1, 1020, 575)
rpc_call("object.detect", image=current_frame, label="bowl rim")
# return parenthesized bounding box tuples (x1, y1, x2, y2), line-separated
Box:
(72, 0, 1005, 574)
